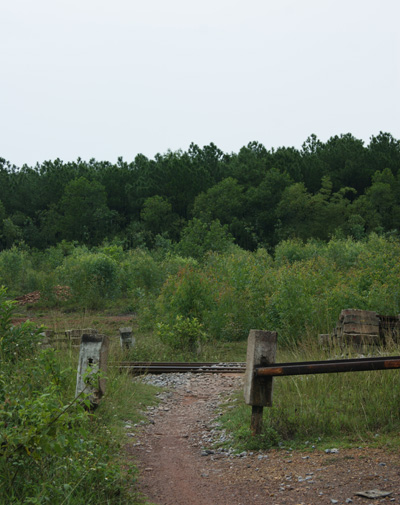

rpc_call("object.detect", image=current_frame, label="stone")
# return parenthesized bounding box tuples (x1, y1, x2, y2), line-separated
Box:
(355, 489, 392, 499)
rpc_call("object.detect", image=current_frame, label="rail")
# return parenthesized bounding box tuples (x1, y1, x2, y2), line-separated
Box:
(244, 330, 400, 435)
(255, 355, 400, 377)
(113, 361, 246, 374)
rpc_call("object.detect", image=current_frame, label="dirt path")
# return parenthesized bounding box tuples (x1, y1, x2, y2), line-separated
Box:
(128, 374, 400, 505)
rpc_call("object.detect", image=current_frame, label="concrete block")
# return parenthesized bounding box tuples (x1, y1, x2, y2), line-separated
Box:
(119, 327, 134, 350)
(75, 333, 109, 407)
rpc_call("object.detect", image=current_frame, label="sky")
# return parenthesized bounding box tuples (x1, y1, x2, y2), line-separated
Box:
(1, 0, 399, 167)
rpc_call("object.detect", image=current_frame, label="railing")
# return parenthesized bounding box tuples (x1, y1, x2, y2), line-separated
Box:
(244, 330, 400, 435)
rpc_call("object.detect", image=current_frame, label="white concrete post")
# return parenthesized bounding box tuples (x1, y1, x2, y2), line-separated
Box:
(119, 327, 134, 350)
(75, 333, 109, 408)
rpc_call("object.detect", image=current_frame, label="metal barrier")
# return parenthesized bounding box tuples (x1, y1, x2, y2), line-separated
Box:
(244, 330, 400, 435)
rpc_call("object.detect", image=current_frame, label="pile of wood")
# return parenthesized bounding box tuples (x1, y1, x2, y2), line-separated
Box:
(15, 291, 41, 305)
(15, 286, 71, 305)
(320, 308, 400, 350)
(334, 309, 381, 347)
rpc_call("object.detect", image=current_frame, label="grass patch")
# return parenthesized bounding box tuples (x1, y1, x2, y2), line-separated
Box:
(217, 340, 400, 452)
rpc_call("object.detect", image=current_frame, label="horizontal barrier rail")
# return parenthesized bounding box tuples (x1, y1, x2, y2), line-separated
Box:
(255, 355, 400, 377)
(244, 330, 400, 435)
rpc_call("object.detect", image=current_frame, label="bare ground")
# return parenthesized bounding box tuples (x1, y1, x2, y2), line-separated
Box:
(127, 373, 400, 505)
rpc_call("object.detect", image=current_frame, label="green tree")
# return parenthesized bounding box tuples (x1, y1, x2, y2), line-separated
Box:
(245, 168, 292, 246)
(276, 183, 313, 240)
(192, 177, 245, 224)
(318, 133, 369, 193)
(367, 132, 400, 176)
(59, 177, 116, 245)
(357, 168, 400, 232)
(141, 195, 181, 240)
(175, 218, 234, 260)
(192, 178, 258, 249)
(229, 141, 271, 187)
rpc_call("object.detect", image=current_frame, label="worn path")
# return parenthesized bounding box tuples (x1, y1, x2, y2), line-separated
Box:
(127, 373, 400, 505)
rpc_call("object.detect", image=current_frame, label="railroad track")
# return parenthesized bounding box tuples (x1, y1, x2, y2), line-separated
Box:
(113, 361, 246, 374)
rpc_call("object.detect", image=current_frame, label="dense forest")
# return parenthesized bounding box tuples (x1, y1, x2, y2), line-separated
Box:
(1, 131, 400, 253)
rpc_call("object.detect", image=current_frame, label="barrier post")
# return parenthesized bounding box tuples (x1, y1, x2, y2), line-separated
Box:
(119, 326, 134, 350)
(75, 333, 109, 409)
(244, 330, 277, 435)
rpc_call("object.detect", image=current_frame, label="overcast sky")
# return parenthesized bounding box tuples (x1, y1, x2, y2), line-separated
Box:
(1, 0, 399, 167)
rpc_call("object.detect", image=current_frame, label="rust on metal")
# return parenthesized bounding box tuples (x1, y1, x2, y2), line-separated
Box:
(384, 360, 400, 369)
(255, 356, 400, 377)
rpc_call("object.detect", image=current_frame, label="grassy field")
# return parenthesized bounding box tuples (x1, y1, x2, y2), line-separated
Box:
(16, 303, 400, 455)
(4, 262, 400, 505)
(217, 338, 400, 453)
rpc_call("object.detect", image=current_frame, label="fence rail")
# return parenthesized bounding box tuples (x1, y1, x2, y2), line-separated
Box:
(244, 330, 400, 435)
(255, 355, 400, 377)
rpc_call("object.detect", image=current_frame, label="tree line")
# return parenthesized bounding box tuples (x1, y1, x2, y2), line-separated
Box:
(1, 131, 400, 252)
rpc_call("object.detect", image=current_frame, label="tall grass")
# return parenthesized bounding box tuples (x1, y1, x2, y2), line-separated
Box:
(218, 339, 400, 451)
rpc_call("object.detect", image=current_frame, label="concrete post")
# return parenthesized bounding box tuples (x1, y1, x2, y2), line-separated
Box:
(244, 330, 277, 435)
(119, 327, 134, 350)
(75, 333, 109, 408)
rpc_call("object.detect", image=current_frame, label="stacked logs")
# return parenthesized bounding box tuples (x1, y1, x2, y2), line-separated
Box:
(320, 308, 400, 350)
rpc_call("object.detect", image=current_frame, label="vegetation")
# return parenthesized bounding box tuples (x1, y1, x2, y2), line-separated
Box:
(1, 132, 400, 500)
(2, 235, 400, 346)
(1, 132, 400, 252)
(217, 339, 400, 452)
(0, 288, 159, 504)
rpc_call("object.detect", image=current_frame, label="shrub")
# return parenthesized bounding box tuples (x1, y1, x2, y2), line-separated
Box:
(156, 315, 208, 356)
(57, 250, 119, 309)
(0, 246, 31, 294)
(157, 266, 214, 325)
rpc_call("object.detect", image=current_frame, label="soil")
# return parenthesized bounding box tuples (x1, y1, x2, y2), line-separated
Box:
(15, 286, 71, 305)
(128, 373, 400, 505)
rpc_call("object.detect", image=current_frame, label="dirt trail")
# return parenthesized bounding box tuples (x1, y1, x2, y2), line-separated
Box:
(128, 374, 400, 505)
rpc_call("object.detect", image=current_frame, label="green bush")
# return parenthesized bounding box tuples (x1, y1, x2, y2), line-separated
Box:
(0, 246, 31, 294)
(57, 250, 119, 309)
(156, 315, 208, 356)
(0, 287, 42, 361)
(0, 287, 131, 504)
(157, 265, 214, 325)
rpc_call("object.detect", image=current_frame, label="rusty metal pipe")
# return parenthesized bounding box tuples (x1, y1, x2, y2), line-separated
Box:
(255, 356, 400, 377)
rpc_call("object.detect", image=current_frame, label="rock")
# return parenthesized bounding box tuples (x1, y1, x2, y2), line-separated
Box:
(325, 448, 339, 454)
(355, 489, 392, 499)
